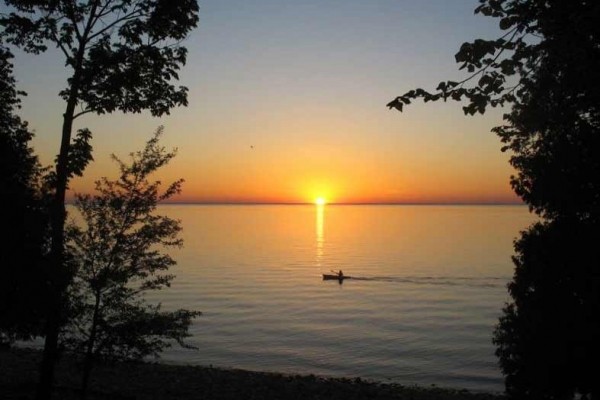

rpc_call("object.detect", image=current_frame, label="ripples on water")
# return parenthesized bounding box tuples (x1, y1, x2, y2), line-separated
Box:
(144, 205, 533, 392)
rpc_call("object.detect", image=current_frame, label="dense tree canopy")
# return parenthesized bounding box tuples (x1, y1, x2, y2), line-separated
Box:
(494, 219, 600, 399)
(0, 46, 49, 343)
(388, 1, 600, 398)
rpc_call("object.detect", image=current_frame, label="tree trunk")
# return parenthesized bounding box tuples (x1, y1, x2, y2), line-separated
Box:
(35, 70, 82, 400)
(80, 351, 94, 400)
(80, 290, 101, 400)
(35, 4, 101, 394)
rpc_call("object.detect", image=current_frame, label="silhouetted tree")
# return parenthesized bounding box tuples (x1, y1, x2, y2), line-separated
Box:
(0, 1, 199, 397)
(0, 45, 49, 343)
(388, 1, 600, 398)
(62, 128, 200, 399)
(494, 220, 600, 399)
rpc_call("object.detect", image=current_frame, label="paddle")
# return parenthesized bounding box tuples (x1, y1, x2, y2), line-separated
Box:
(330, 269, 346, 277)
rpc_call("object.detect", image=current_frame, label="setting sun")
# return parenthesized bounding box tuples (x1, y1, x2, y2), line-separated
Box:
(315, 197, 327, 206)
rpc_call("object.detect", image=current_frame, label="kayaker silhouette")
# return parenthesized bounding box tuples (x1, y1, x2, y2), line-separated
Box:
(338, 270, 343, 278)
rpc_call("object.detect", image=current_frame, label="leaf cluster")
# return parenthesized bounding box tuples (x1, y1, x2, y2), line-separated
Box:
(0, 46, 38, 188)
(41, 128, 94, 194)
(387, 0, 541, 116)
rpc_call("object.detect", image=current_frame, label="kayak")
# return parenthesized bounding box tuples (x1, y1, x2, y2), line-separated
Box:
(322, 274, 350, 280)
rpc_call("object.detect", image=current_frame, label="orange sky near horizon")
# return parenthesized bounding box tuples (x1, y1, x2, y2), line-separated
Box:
(11, 1, 522, 205)
(65, 101, 520, 205)
(61, 86, 520, 205)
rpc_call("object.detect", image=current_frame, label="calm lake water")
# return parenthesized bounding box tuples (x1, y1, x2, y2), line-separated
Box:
(145, 205, 533, 392)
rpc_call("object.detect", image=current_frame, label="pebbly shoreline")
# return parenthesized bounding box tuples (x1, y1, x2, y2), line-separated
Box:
(0, 348, 504, 400)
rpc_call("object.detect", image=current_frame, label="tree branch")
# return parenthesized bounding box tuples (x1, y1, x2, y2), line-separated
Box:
(86, 8, 145, 43)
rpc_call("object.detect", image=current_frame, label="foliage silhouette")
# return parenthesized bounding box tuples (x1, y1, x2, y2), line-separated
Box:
(62, 128, 200, 399)
(388, 1, 600, 398)
(494, 220, 600, 399)
(0, 45, 49, 344)
(0, 1, 199, 397)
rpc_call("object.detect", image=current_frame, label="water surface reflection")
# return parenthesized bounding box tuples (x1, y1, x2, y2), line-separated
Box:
(316, 203, 325, 269)
(148, 205, 534, 392)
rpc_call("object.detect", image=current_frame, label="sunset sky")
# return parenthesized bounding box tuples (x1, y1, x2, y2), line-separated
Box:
(10, 0, 520, 204)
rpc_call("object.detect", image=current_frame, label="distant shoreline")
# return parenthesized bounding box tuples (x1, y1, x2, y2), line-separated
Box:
(1, 347, 503, 400)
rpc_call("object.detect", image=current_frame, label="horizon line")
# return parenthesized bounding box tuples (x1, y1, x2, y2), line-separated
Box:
(154, 201, 525, 206)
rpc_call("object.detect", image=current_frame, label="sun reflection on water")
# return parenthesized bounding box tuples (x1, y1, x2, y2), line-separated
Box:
(316, 203, 324, 267)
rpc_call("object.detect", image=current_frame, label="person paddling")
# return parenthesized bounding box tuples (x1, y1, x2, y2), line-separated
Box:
(338, 270, 343, 278)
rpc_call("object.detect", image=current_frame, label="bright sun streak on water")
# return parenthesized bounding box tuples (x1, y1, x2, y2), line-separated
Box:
(315, 197, 326, 205)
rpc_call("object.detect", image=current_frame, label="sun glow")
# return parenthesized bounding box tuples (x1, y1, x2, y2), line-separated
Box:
(315, 197, 327, 206)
